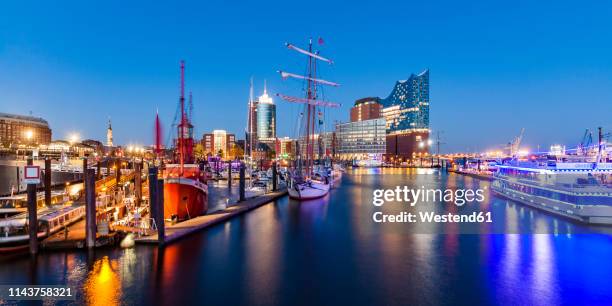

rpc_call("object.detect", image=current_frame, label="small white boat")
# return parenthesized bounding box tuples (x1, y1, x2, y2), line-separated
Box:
(245, 186, 267, 198)
(288, 178, 330, 200)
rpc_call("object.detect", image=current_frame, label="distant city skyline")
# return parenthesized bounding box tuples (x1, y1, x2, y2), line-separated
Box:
(1, 0, 611, 152)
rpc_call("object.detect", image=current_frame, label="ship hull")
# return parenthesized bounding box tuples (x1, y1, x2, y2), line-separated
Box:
(0, 234, 44, 253)
(492, 180, 612, 225)
(163, 177, 208, 220)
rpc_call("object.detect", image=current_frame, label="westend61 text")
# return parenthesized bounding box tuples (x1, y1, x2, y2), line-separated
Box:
(373, 211, 493, 223)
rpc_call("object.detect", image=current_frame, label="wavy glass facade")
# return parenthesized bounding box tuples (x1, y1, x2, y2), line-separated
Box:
(379, 69, 429, 134)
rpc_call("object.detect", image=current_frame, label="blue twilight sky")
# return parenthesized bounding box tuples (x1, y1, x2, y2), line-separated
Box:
(1, 0, 611, 153)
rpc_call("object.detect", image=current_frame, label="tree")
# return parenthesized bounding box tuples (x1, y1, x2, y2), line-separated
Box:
(193, 143, 205, 160)
(267, 149, 276, 160)
(230, 144, 244, 160)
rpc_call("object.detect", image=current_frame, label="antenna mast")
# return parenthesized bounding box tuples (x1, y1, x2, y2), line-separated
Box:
(435, 131, 445, 155)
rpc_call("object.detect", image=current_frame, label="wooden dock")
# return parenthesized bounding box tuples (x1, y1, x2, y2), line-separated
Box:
(136, 188, 288, 245)
(41, 219, 120, 250)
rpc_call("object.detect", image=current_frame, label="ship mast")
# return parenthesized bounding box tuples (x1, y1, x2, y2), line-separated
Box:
(277, 38, 340, 179)
(179, 60, 185, 174)
(305, 38, 313, 177)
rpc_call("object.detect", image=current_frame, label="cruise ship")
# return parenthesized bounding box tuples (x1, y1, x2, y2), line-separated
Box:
(492, 159, 612, 224)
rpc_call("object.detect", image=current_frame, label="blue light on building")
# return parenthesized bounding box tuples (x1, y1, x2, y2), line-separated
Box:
(380, 69, 429, 134)
(256, 85, 276, 142)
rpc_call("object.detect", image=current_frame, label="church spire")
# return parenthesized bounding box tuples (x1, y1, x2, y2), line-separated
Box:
(106, 117, 114, 147)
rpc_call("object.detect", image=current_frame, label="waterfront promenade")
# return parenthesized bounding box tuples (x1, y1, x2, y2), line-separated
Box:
(35, 182, 287, 249)
(136, 188, 287, 244)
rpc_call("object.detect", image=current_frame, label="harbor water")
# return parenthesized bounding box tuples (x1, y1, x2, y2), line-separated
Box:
(1, 168, 611, 305)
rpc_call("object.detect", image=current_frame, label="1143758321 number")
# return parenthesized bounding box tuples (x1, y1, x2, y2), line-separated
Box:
(0, 286, 75, 301)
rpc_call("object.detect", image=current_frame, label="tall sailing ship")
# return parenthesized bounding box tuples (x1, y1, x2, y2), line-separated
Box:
(277, 38, 341, 200)
(162, 61, 208, 220)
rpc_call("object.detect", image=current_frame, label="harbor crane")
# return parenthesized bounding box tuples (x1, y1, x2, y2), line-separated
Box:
(578, 129, 593, 156)
(506, 128, 525, 157)
(433, 131, 445, 155)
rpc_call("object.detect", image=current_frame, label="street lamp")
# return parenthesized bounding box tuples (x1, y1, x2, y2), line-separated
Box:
(25, 130, 34, 142)
(69, 133, 79, 144)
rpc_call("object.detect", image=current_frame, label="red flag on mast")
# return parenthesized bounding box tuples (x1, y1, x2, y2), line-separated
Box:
(155, 110, 163, 155)
(318, 37, 324, 45)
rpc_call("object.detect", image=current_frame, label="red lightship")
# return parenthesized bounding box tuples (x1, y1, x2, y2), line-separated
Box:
(162, 61, 208, 220)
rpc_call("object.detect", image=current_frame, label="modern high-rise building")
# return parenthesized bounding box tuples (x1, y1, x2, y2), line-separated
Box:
(202, 130, 235, 159)
(350, 97, 382, 122)
(0, 112, 52, 146)
(278, 137, 295, 160)
(256, 81, 276, 144)
(335, 118, 386, 160)
(246, 78, 258, 157)
(379, 69, 430, 161)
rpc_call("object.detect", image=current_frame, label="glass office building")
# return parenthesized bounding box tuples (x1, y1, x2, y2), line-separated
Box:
(256, 88, 276, 143)
(335, 118, 386, 160)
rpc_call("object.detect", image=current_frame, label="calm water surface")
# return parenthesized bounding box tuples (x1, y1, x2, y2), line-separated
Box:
(1, 168, 611, 305)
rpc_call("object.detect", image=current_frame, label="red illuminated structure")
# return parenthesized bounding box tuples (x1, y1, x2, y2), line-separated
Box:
(176, 61, 194, 167)
(162, 61, 208, 220)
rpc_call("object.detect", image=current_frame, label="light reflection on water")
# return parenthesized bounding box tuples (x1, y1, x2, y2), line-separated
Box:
(0, 168, 611, 305)
(84, 256, 121, 306)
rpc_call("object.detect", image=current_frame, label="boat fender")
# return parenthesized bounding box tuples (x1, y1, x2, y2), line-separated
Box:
(120, 233, 135, 248)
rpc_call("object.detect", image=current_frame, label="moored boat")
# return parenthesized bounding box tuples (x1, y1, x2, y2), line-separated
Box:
(492, 160, 612, 224)
(163, 164, 208, 220)
(161, 61, 208, 221)
(0, 205, 85, 253)
(277, 38, 341, 201)
(288, 177, 330, 200)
